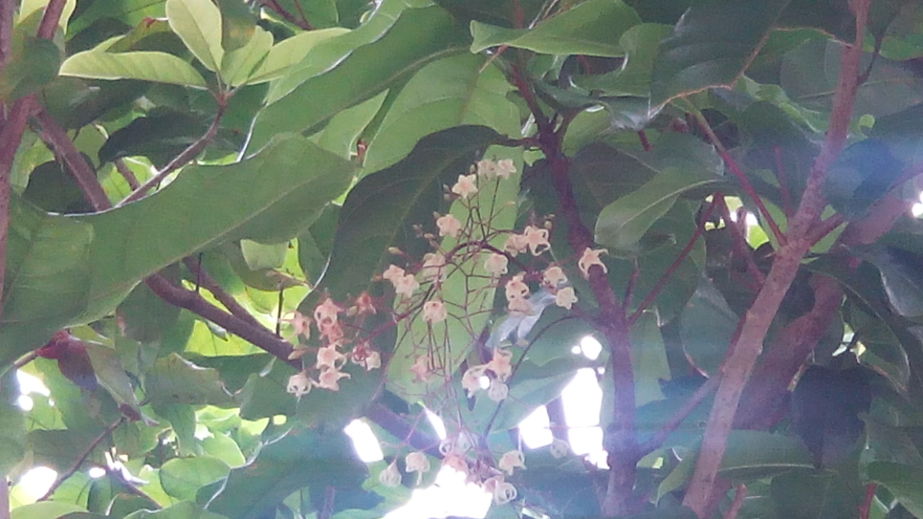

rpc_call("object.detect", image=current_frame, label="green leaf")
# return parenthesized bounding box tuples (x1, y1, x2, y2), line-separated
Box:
(630, 311, 670, 406)
(166, 0, 224, 71)
(145, 354, 233, 406)
(160, 456, 231, 501)
(771, 471, 861, 519)
(247, 5, 469, 152)
(362, 54, 518, 173)
(85, 343, 142, 412)
(1, 135, 353, 364)
(680, 277, 738, 377)
(124, 501, 228, 519)
(117, 273, 182, 343)
(0, 400, 25, 476)
(219, 26, 272, 87)
(0, 37, 62, 101)
(313, 126, 501, 300)
(594, 166, 722, 254)
(68, 0, 166, 35)
(205, 426, 368, 519)
(246, 28, 348, 84)
(868, 462, 923, 517)
(469, 0, 641, 57)
(216, 0, 255, 52)
(313, 91, 387, 159)
(865, 248, 923, 320)
(60, 47, 207, 87)
(239, 240, 288, 271)
(575, 23, 672, 97)
(12, 502, 85, 519)
(650, 0, 791, 105)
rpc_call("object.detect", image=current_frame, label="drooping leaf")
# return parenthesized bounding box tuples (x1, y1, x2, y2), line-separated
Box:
(166, 0, 224, 71)
(650, 0, 791, 105)
(867, 462, 923, 517)
(574, 23, 672, 97)
(469, 0, 641, 57)
(60, 46, 208, 87)
(247, 5, 469, 152)
(680, 277, 739, 377)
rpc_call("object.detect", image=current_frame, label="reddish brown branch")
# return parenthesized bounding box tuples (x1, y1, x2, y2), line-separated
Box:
(724, 484, 747, 519)
(114, 159, 141, 190)
(773, 147, 794, 217)
(714, 196, 765, 290)
(262, 0, 312, 30)
(34, 109, 111, 209)
(859, 483, 877, 519)
(682, 2, 871, 515)
(39, 416, 125, 501)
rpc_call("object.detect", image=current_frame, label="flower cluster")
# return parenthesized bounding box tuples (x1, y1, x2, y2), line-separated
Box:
(462, 348, 513, 401)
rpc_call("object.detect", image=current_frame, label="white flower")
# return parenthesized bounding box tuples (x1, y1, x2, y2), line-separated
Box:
(503, 233, 528, 256)
(364, 350, 381, 370)
(451, 174, 478, 199)
(484, 476, 517, 505)
(522, 225, 550, 256)
(316, 344, 347, 370)
(462, 365, 487, 397)
(405, 451, 430, 474)
(486, 348, 513, 382)
(550, 438, 570, 459)
(316, 367, 350, 391)
(287, 371, 313, 397)
(410, 355, 431, 382)
(422, 300, 447, 323)
(555, 286, 578, 310)
(442, 452, 469, 475)
(495, 159, 516, 179)
(379, 462, 401, 487)
(504, 274, 529, 302)
(435, 213, 462, 238)
(475, 159, 497, 178)
(507, 297, 533, 316)
(392, 273, 419, 299)
(542, 265, 567, 287)
(284, 311, 311, 338)
(498, 450, 526, 475)
(487, 380, 509, 402)
(484, 253, 508, 276)
(578, 248, 608, 278)
(382, 264, 406, 282)
(421, 252, 447, 282)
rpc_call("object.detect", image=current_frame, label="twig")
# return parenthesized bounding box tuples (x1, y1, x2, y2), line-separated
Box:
(114, 159, 141, 190)
(637, 131, 652, 152)
(39, 416, 125, 501)
(637, 377, 719, 456)
(714, 196, 765, 290)
(261, 0, 312, 30)
(772, 147, 794, 217)
(181, 257, 265, 329)
(682, 2, 871, 515)
(723, 484, 747, 519)
(628, 200, 716, 324)
(34, 109, 111, 210)
(693, 113, 786, 246)
(118, 101, 227, 206)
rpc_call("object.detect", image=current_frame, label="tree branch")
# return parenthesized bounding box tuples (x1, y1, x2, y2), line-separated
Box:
(114, 159, 141, 190)
(39, 416, 125, 501)
(682, 2, 871, 515)
(34, 109, 111, 209)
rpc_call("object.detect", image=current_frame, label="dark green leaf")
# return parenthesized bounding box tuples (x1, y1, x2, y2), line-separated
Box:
(160, 457, 231, 501)
(680, 277, 738, 377)
(771, 471, 860, 519)
(217, 0, 255, 52)
(0, 37, 62, 101)
(868, 462, 923, 517)
(145, 354, 234, 406)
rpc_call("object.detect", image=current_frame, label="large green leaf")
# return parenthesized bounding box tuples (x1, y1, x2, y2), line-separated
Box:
(205, 426, 369, 519)
(771, 471, 860, 519)
(469, 0, 641, 57)
(244, 28, 348, 84)
(124, 501, 228, 519)
(362, 54, 518, 173)
(247, 5, 469, 152)
(166, 0, 224, 71)
(594, 166, 722, 254)
(680, 277, 739, 377)
(864, 248, 923, 320)
(0, 37, 62, 101)
(1, 136, 353, 366)
(160, 456, 231, 501)
(575, 23, 672, 97)
(650, 0, 791, 105)
(60, 47, 208, 87)
(312, 126, 502, 300)
(145, 354, 234, 406)
(218, 27, 272, 87)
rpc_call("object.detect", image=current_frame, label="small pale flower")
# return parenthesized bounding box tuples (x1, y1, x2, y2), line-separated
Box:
(353, 291, 377, 315)
(555, 286, 578, 310)
(364, 351, 381, 370)
(319, 321, 345, 344)
(484, 253, 509, 276)
(287, 371, 313, 397)
(487, 380, 509, 402)
(442, 452, 469, 475)
(316, 344, 347, 370)
(462, 365, 487, 397)
(410, 355, 432, 382)
(393, 273, 420, 298)
(422, 300, 448, 323)
(522, 225, 550, 256)
(542, 266, 567, 287)
(314, 298, 342, 329)
(285, 311, 311, 338)
(503, 233, 528, 256)
(504, 275, 529, 302)
(316, 367, 350, 391)
(507, 296, 534, 316)
(498, 450, 526, 475)
(405, 451, 430, 474)
(486, 348, 513, 382)
(550, 438, 570, 459)
(379, 462, 401, 487)
(578, 248, 608, 278)
(435, 213, 462, 238)
(451, 174, 478, 199)
(475, 159, 497, 178)
(495, 159, 516, 179)
(288, 346, 310, 360)
(420, 252, 447, 281)
(382, 264, 405, 282)
(484, 476, 517, 505)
